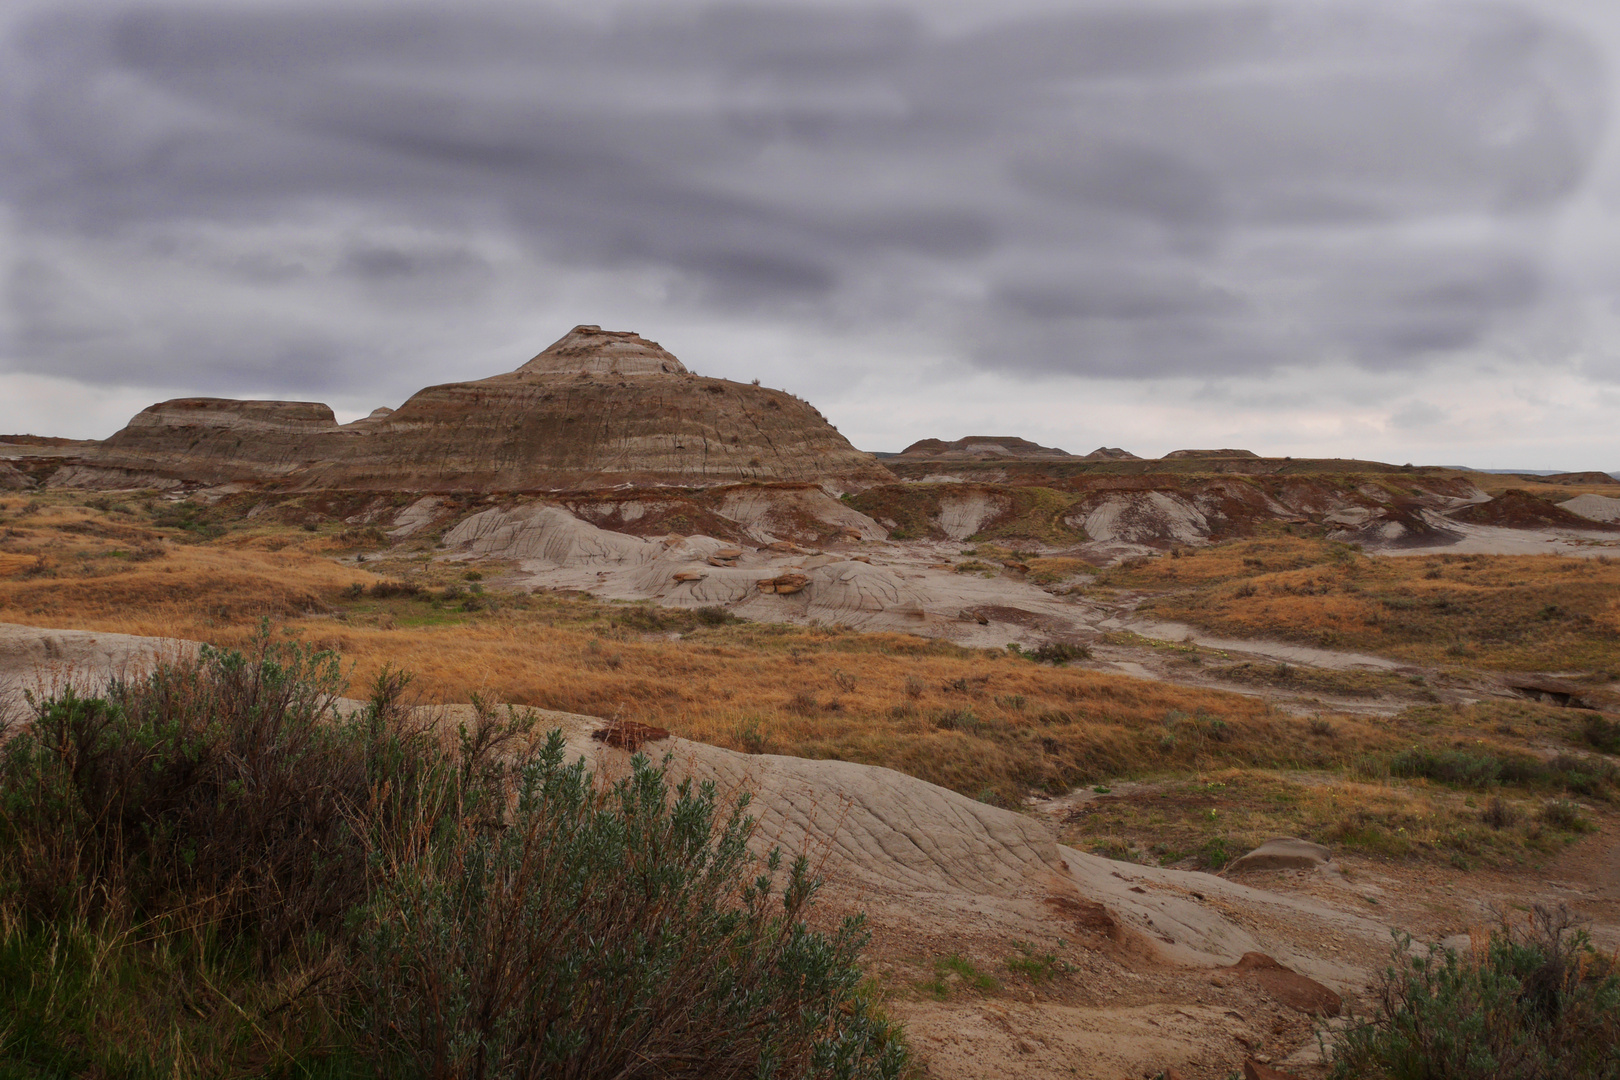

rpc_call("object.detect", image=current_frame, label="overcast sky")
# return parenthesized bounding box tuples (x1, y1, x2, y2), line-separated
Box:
(4, 0, 1620, 467)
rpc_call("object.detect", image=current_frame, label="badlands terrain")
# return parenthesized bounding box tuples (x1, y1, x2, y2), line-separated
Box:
(3, 326, 1620, 1078)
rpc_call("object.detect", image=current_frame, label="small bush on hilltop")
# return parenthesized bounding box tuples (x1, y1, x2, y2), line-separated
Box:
(1329, 904, 1620, 1080)
(0, 627, 905, 1079)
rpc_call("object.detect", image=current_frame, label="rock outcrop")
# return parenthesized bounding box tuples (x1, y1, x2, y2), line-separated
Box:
(1226, 838, 1331, 873)
(0, 461, 33, 490)
(55, 326, 893, 493)
(94, 400, 342, 484)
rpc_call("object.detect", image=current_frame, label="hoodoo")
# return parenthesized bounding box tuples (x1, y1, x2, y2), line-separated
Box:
(59, 327, 893, 493)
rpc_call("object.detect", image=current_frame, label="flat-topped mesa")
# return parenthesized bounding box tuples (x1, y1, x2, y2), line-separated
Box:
(897, 436, 1073, 461)
(517, 325, 688, 376)
(114, 398, 339, 435)
(82, 399, 342, 483)
(1163, 448, 1260, 460)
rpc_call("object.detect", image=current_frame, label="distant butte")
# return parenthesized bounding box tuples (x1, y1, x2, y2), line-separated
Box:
(1164, 448, 1260, 459)
(51, 326, 893, 493)
(896, 436, 1074, 461)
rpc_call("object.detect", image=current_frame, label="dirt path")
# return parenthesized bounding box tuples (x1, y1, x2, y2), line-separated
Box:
(1110, 616, 1401, 672)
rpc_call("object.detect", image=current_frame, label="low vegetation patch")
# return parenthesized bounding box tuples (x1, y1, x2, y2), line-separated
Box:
(916, 954, 999, 1001)
(1059, 762, 1605, 871)
(1210, 660, 1433, 701)
(1099, 537, 1620, 675)
(1329, 906, 1620, 1079)
(844, 485, 1085, 546)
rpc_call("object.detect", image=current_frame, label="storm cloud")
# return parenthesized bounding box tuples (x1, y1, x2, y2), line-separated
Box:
(0, 0, 1614, 455)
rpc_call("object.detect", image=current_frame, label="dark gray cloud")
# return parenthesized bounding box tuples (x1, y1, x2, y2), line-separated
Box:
(0, 0, 1608, 398)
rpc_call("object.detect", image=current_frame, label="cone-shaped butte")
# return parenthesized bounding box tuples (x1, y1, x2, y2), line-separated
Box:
(518, 325, 688, 375)
(71, 329, 892, 493)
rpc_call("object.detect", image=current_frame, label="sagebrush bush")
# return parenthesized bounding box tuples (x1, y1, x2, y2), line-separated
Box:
(0, 630, 398, 961)
(1012, 641, 1091, 665)
(1583, 714, 1620, 754)
(1390, 747, 1506, 788)
(0, 629, 905, 1078)
(361, 732, 906, 1080)
(1329, 905, 1620, 1080)
(1388, 746, 1617, 799)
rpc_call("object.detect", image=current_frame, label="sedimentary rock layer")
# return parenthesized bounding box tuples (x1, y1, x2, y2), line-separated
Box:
(59, 326, 892, 493)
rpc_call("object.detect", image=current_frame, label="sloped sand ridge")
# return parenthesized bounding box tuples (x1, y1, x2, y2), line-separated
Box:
(533, 714, 1070, 900)
(0, 623, 195, 712)
(444, 504, 662, 569)
(1563, 493, 1620, 523)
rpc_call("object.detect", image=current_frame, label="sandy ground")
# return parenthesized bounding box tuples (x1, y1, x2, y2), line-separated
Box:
(1387, 518, 1620, 558)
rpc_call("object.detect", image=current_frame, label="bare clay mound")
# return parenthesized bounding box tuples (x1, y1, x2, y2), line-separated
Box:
(432, 500, 1100, 644)
(0, 621, 1404, 1079)
(1563, 493, 1620, 523)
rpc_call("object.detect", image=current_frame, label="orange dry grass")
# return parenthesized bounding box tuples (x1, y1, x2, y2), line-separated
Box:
(0, 552, 39, 578)
(0, 497, 1388, 801)
(0, 532, 1356, 802)
(0, 545, 370, 630)
(1104, 539, 1620, 672)
(234, 615, 1356, 801)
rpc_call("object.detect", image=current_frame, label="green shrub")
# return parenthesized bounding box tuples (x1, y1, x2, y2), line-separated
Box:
(359, 733, 905, 1080)
(1004, 941, 1074, 983)
(1480, 797, 1522, 830)
(918, 954, 998, 1000)
(1538, 799, 1595, 833)
(1019, 641, 1091, 665)
(695, 604, 741, 626)
(1198, 835, 1232, 869)
(0, 631, 390, 960)
(934, 709, 986, 735)
(1329, 906, 1620, 1080)
(0, 630, 905, 1079)
(1390, 747, 1504, 788)
(1582, 714, 1620, 755)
